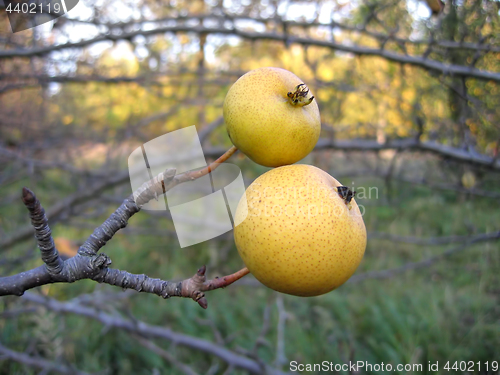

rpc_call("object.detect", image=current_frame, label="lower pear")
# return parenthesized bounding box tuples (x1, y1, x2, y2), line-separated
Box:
(234, 165, 366, 297)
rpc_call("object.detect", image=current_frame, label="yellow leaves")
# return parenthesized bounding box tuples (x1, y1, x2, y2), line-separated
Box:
(245, 55, 278, 71)
(318, 56, 351, 81)
(62, 115, 73, 125)
(97, 42, 139, 77)
(466, 118, 478, 134)
(402, 89, 415, 103)
(343, 93, 377, 124)
(43, 23, 492, 150)
(110, 104, 130, 124)
(318, 66, 334, 81)
(66, 81, 156, 130)
(54, 237, 79, 258)
(179, 34, 190, 45)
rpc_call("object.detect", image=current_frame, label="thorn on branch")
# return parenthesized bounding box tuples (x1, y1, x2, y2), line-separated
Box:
(198, 297, 208, 309)
(197, 265, 207, 276)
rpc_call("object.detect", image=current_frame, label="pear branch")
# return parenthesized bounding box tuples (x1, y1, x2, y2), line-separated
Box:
(0, 147, 249, 308)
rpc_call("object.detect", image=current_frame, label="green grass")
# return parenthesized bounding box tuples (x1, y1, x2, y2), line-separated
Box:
(0, 164, 499, 375)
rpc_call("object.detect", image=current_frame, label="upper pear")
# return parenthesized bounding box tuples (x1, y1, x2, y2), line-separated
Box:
(223, 67, 321, 167)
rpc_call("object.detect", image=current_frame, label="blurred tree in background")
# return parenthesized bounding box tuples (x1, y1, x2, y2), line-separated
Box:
(0, 0, 499, 373)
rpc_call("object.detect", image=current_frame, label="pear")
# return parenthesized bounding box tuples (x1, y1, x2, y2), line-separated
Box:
(234, 165, 366, 297)
(223, 67, 320, 167)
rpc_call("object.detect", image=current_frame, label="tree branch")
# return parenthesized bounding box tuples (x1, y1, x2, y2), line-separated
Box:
(0, 145, 110, 176)
(1, 25, 498, 82)
(20, 292, 289, 375)
(0, 147, 249, 308)
(63, 14, 500, 54)
(0, 342, 91, 375)
(133, 335, 200, 375)
(315, 138, 500, 171)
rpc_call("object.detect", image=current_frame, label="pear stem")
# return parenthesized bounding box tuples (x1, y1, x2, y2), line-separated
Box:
(202, 267, 250, 291)
(287, 83, 315, 107)
(180, 145, 238, 181)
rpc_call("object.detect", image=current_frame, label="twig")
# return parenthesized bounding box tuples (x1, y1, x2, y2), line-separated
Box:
(134, 336, 200, 375)
(0, 307, 38, 318)
(0, 342, 91, 375)
(349, 231, 500, 283)
(274, 294, 288, 369)
(251, 301, 272, 355)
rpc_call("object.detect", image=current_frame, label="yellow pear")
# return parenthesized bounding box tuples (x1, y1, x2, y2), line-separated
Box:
(234, 165, 366, 297)
(223, 67, 321, 167)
